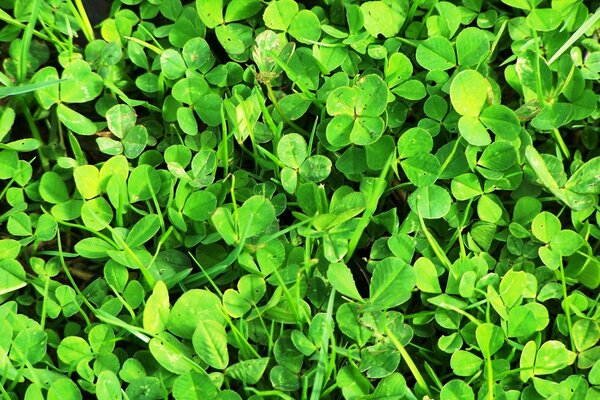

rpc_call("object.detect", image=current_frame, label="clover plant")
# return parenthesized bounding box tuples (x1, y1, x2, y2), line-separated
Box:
(0, 0, 599, 399)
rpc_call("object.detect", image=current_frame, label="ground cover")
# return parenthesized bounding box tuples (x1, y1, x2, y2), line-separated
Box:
(0, 0, 599, 399)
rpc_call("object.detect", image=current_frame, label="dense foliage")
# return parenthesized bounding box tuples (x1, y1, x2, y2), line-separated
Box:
(0, 0, 599, 399)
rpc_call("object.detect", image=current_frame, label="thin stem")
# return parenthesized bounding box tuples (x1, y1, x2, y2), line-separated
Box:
(18, 98, 49, 170)
(72, 0, 95, 42)
(486, 356, 494, 400)
(387, 327, 432, 397)
(18, 0, 41, 83)
(0, 9, 51, 42)
(418, 213, 452, 270)
(39, 276, 50, 330)
(265, 82, 310, 136)
(559, 258, 576, 351)
(345, 155, 394, 263)
(439, 137, 461, 176)
(552, 128, 571, 160)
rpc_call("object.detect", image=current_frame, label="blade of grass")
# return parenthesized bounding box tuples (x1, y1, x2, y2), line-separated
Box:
(0, 79, 67, 98)
(18, 0, 41, 83)
(309, 288, 336, 400)
(548, 7, 600, 65)
(344, 154, 394, 263)
(386, 327, 433, 398)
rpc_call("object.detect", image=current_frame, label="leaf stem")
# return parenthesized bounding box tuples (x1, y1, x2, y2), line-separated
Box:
(552, 128, 570, 160)
(71, 0, 95, 42)
(18, 0, 40, 83)
(418, 213, 452, 270)
(559, 258, 576, 351)
(344, 154, 394, 263)
(18, 98, 50, 170)
(265, 82, 310, 136)
(386, 327, 432, 397)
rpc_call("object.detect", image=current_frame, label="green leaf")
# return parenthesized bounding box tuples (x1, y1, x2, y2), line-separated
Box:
(161, 49, 188, 80)
(106, 104, 136, 139)
(193, 319, 229, 369)
(0, 259, 26, 295)
(73, 165, 101, 199)
(450, 350, 482, 376)
(57, 104, 97, 135)
(216, 23, 253, 57)
(223, 289, 251, 318)
(299, 155, 332, 182)
(413, 257, 441, 293)
(508, 304, 541, 338)
(527, 8, 562, 31)
(477, 194, 503, 223)
(565, 157, 600, 194)
(408, 184, 452, 219)
(39, 171, 69, 204)
(0, 107, 15, 142)
(516, 50, 553, 99)
(337, 364, 371, 399)
(81, 197, 113, 231)
(520, 340, 537, 382)
(475, 323, 504, 358)
(149, 332, 194, 374)
(0, 77, 63, 100)
(7, 213, 32, 237)
(458, 115, 491, 146)
(173, 372, 218, 400)
(183, 191, 217, 222)
(450, 70, 489, 116)
(97, 371, 122, 400)
(456, 27, 490, 67)
(385, 52, 413, 87)
(238, 195, 276, 239)
(144, 281, 170, 335)
(440, 380, 475, 400)
(451, 173, 482, 200)
(480, 105, 521, 140)
(183, 37, 214, 72)
(196, 0, 224, 28)
(478, 141, 517, 171)
(572, 319, 600, 352)
(127, 165, 162, 203)
(401, 153, 440, 187)
(277, 133, 307, 169)
(372, 373, 408, 399)
(534, 340, 576, 375)
(263, 0, 298, 31)
(327, 262, 364, 302)
(531, 211, 561, 243)
(369, 257, 415, 309)
(397, 127, 433, 158)
(226, 358, 269, 384)
(126, 215, 161, 248)
(225, 0, 262, 23)
(60, 60, 103, 103)
(531, 103, 574, 130)
(356, 74, 388, 117)
(416, 36, 455, 71)
(550, 230, 584, 256)
(288, 10, 321, 44)
(360, 1, 406, 38)
(57, 336, 92, 366)
(31, 66, 60, 109)
(500, 0, 538, 10)
(168, 289, 225, 338)
(47, 378, 82, 400)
